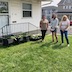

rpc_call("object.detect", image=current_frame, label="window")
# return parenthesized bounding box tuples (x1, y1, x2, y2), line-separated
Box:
(63, 6, 66, 9)
(22, 3, 32, 17)
(66, 6, 68, 9)
(0, 2, 8, 13)
(69, 6, 71, 9)
(63, 6, 70, 9)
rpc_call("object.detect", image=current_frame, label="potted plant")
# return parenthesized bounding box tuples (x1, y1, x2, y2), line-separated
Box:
(2, 35, 15, 46)
(30, 34, 42, 41)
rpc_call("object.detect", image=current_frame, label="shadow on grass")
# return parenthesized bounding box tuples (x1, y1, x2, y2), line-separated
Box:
(0, 45, 10, 49)
(0, 44, 20, 49)
(39, 41, 67, 49)
(52, 44, 67, 49)
(0, 41, 29, 49)
(30, 40, 43, 45)
(40, 41, 52, 48)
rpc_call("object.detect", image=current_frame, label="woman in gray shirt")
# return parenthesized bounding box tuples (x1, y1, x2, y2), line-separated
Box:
(50, 14, 59, 43)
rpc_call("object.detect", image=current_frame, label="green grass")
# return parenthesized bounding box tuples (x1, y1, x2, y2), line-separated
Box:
(0, 35, 72, 72)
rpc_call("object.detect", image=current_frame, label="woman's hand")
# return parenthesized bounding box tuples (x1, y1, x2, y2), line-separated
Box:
(62, 29, 65, 32)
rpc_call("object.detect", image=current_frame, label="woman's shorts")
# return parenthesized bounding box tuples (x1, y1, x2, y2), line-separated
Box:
(51, 28, 57, 33)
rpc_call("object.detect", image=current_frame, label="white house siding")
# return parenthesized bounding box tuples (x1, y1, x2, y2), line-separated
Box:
(0, 0, 41, 35)
(8, 0, 41, 34)
(9, 0, 41, 25)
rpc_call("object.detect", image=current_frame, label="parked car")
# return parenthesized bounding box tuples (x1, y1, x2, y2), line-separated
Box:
(70, 20, 72, 26)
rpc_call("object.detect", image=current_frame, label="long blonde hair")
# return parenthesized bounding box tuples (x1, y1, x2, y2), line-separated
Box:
(61, 15, 68, 21)
(59, 15, 69, 26)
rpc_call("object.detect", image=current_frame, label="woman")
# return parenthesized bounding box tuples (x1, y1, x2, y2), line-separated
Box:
(50, 14, 59, 43)
(40, 15, 48, 41)
(60, 15, 70, 47)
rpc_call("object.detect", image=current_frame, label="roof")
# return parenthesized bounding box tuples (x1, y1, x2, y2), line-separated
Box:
(42, 6, 58, 10)
(58, 0, 64, 5)
(41, 0, 52, 1)
(58, 0, 72, 5)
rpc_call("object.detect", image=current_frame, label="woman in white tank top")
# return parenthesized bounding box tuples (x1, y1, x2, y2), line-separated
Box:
(60, 15, 70, 47)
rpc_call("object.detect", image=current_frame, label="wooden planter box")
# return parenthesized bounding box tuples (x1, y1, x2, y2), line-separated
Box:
(2, 34, 30, 46)
(2, 38, 14, 46)
(23, 36, 30, 42)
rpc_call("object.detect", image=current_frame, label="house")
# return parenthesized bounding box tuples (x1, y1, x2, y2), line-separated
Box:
(0, 0, 51, 36)
(58, 0, 72, 21)
(42, 6, 58, 22)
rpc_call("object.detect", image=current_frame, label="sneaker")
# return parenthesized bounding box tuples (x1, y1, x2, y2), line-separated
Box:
(42, 40, 45, 42)
(52, 40, 54, 43)
(40, 39, 45, 42)
(39, 39, 43, 42)
(61, 43, 64, 46)
(67, 44, 70, 47)
(56, 41, 58, 43)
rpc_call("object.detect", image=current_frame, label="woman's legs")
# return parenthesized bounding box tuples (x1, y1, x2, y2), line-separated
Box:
(55, 32, 58, 42)
(52, 32, 54, 42)
(41, 30, 47, 40)
(60, 30, 64, 43)
(41, 30, 44, 40)
(52, 28, 58, 42)
(64, 31, 69, 44)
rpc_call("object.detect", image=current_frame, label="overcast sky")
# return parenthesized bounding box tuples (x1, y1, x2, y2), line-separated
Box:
(42, 0, 61, 7)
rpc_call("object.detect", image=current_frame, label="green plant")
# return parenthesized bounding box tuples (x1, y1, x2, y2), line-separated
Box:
(30, 34, 42, 39)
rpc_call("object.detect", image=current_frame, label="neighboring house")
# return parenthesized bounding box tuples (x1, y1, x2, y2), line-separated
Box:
(58, 0, 72, 21)
(42, 6, 58, 22)
(0, 0, 51, 36)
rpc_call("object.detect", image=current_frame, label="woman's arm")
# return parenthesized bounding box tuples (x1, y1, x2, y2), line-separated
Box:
(59, 22, 62, 30)
(55, 19, 59, 28)
(64, 20, 70, 30)
(64, 25, 69, 30)
(47, 21, 49, 28)
(40, 21, 42, 28)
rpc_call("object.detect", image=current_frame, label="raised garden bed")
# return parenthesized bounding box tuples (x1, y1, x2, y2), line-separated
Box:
(3, 38, 14, 46)
(2, 35, 17, 46)
(2, 33, 30, 46)
(0, 33, 42, 46)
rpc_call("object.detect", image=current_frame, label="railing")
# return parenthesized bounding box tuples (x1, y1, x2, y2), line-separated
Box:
(0, 22, 40, 36)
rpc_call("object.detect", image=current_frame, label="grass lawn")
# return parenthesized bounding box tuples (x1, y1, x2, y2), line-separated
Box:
(0, 35, 72, 72)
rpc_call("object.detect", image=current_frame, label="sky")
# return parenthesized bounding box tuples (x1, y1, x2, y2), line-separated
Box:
(42, 0, 61, 7)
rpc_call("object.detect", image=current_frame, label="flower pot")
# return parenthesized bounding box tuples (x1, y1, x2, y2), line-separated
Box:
(18, 37, 24, 43)
(3, 38, 14, 46)
(13, 38, 19, 45)
(23, 36, 30, 42)
(30, 36, 42, 41)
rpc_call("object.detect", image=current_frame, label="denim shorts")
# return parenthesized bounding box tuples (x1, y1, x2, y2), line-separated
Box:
(51, 28, 57, 33)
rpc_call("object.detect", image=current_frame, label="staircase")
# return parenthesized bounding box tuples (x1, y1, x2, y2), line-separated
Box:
(0, 22, 40, 37)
